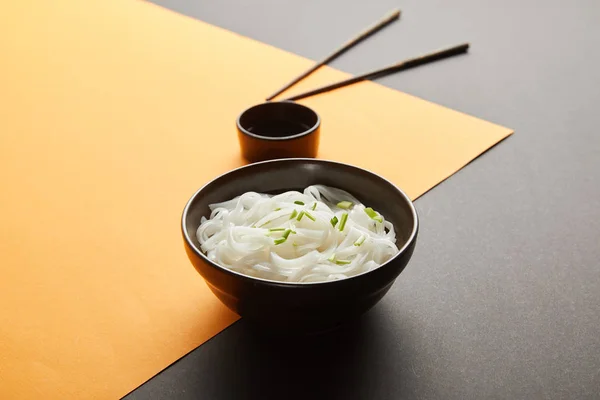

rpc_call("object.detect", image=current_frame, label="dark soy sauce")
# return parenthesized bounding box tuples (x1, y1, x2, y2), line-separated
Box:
(247, 119, 311, 137)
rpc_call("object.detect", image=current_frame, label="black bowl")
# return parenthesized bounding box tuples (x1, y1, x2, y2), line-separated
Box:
(236, 102, 320, 163)
(181, 159, 418, 334)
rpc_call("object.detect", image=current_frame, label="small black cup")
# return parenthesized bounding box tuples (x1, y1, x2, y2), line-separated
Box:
(237, 101, 320, 163)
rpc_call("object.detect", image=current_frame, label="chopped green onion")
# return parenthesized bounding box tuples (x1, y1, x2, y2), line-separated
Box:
(364, 207, 383, 223)
(289, 210, 298, 219)
(327, 254, 350, 264)
(364, 207, 377, 218)
(330, 216, 338, 227)
(337, 201, 353, 209)
(266, 227, 285, 236)
(294, 201, 305, 205)
(274, 207, 281, 211)
(338, 213, 348, 231)
(354, 235, 366, 246)
(311, 202, 317, 211)
(296, 211, 305, 221)
(304, 211, 316, 221)
(274, 229, 294, 245)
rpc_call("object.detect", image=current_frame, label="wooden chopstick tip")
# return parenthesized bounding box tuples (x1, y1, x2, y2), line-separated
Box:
(449, 42, 470, 54)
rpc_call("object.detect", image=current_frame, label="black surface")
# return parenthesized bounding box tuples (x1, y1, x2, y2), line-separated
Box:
(127, 0, 600, 398)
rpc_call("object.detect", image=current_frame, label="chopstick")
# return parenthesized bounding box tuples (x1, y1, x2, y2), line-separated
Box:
(280, 43, 470, 102)
(265, 9, 401, 101)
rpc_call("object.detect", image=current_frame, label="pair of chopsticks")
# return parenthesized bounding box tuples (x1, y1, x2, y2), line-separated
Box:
(267, 9, 469, 102)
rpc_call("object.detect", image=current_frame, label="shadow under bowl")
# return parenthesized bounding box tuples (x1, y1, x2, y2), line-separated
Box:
(181, 159, 418, 334)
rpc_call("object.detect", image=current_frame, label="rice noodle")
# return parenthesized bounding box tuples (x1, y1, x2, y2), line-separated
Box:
(196, 185, 399, 283)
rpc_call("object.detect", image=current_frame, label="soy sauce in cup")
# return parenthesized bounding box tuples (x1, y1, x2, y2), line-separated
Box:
(236, 101, 320, 163)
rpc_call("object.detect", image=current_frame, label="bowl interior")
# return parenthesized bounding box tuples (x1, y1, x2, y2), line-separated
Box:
(183, 159, 417, 278)
(237, 102, 319, 140)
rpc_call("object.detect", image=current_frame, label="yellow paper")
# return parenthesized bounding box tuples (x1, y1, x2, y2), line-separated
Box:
(0, 0, 512, 398)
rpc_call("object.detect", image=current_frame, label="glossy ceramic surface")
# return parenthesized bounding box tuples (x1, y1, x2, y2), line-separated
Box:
(182, 159, 418, 333)
(236, 102, 320, 162)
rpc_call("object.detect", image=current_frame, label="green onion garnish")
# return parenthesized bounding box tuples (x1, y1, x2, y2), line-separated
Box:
(354, 235, 366, 246)
(274, 207, 281, 211)
(289, 210, 298, 219)
(274, 229, 294, 245)
(294, 201, 304, 205)
(330, 216, 338, 227)
(327, 254, 350, 264)
(304, 211, 316, 221)
(364, 207, 383, 223)
(269, 228, 285, 232)
(311, 202, 317, 211)
(296, 211, 305, 221)
(337, 201, 353, 209)
(338, 213, 348, 231)
(335, 260, 351, 265)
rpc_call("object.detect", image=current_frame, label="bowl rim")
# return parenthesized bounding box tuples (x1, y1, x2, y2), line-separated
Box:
(181, 158, 419, 287)
(236, 101, 321, 141)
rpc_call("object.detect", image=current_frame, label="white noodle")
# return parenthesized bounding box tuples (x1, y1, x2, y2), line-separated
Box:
(196, 185, 399, 283)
